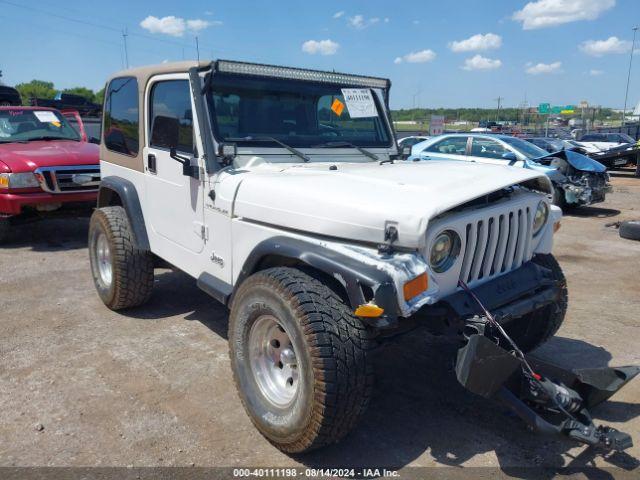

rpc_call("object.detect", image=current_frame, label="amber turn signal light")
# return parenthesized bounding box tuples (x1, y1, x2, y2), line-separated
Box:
(354, 304, 385, 318)
(403, 273, 428, 301)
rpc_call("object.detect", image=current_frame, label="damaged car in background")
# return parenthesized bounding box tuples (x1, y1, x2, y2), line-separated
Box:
(409, 134, 610, 208)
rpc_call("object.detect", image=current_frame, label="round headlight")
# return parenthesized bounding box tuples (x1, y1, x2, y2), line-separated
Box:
(533, 201, 549, 236)
(430, 230, 461, 273)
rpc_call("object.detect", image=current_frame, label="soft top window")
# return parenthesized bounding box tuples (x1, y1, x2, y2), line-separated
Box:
(104, 76, 139, 156)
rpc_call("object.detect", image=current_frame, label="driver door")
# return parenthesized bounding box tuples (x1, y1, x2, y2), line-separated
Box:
(144, 74, 205, 255)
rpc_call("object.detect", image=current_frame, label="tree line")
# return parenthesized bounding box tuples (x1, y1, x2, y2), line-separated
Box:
(13, 80, 104, 106)
(392, 107, 617, 123)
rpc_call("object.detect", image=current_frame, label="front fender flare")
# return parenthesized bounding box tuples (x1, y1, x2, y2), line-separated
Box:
(97, 176, 150, 251)
(236, 236, 402, 323)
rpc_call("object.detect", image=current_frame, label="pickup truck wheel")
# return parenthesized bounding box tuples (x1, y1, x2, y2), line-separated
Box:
(0, 217, 9, 243)
(503, 254, 567, 352)
(88, 206, 154, 310)
(228, 267, 374, 453)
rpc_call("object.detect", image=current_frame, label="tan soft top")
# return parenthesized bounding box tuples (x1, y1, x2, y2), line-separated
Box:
(101, 60, 209, 172)
(105, 60, 210, 87)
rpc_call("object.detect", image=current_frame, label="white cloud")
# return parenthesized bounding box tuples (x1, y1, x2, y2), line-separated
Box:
(525, 61, 562, 74)
(589, 69, 604, 76)
(301, 39, 339, 55)
(333, 11, 345, 19)
(412, 20, 420, 25)
(394, 49, 436, 64)
(140, 15, 219, 37)
(348, 14, 380, 30)
(580, 36, 632, 56)
(513, 0, 615, 30)
(449, 33, 502, 52)
(384, 17, 390, 23)
(462, 55, 502, 70)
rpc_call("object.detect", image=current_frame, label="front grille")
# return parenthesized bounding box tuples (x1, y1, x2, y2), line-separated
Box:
(34, 165, 100, 193)
(459, 205, 533, 285)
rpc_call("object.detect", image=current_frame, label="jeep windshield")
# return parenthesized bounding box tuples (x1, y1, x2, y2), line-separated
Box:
(207, 74, 392, 160)
(0, 109, 80, 143)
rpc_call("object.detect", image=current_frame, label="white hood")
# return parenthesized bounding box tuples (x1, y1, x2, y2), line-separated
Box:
(233, 160, 551, 248)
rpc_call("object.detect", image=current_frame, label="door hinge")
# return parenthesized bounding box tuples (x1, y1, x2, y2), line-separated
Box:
(194, 222, 209, 241)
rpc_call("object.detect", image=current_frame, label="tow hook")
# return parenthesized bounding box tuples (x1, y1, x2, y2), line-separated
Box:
(455, 280, 639, 451)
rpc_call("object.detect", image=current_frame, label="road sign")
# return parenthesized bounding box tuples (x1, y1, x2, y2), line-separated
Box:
(538, 103, 550, 114)
(539, 103, 576, 115)
(429, 115, 444, 136)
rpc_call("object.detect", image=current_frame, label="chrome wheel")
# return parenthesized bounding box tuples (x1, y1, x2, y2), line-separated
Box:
(96, 232, 113, 286)
(249, 315, 299, 407)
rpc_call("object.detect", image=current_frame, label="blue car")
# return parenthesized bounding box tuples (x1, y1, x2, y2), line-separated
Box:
(408, 133, 609, 207)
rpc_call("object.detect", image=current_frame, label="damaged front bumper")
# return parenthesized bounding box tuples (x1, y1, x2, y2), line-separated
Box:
(414, 261, 560, 335)
(560, 172, 611, 206)
(456, 334, 639, 451)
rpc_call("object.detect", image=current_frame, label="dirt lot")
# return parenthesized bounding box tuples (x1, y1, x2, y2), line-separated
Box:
(1, 170, 639, 476)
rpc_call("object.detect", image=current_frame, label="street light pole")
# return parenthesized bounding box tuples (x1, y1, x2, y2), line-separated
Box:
(622, 26, 638, 126)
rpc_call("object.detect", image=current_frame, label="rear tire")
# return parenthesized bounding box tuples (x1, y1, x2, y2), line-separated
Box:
(228, 267, 374, 453)
(88, 206, 154, 310)
(503, 254, 567, 352)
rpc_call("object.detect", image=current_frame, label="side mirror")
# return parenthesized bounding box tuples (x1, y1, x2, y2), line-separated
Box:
(501, 152, 518, 164)
(150, 115, 180, 150)
(88, 136, 100, 144)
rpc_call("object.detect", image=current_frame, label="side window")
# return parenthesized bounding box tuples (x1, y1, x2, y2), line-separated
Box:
(149, 80, 194, 153)
(104, 77, 139, 156)
(426, 136, 468, 155)
(471, 138, 508, 159)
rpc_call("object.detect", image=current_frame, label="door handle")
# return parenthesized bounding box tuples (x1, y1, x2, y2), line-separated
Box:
(147, 154, 157, 174)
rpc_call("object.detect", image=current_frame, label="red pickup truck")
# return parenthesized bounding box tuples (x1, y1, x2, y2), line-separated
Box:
(0, 107, 100, 242)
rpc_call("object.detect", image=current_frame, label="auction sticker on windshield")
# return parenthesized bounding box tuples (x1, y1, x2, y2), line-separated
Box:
(331, 98, 345, 116)
(33, 111, 59, 123)
(341, 89, 377, 118)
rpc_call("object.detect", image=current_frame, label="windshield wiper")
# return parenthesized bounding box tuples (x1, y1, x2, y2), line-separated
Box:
(227, 136, 310, 162)
(312, 141, 378, 161)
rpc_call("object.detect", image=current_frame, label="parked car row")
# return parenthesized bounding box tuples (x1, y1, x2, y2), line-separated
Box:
(408, 133, 610, 208)
(31, 92, 102, 117)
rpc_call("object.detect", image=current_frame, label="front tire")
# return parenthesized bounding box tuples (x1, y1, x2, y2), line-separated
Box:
(503, 254, 568, 352)
(88, 206, 154, 310)
(228, 267, 374, 453)
(0, 217, 9, 243)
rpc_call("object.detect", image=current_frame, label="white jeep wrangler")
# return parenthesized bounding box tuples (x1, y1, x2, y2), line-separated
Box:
(90, 60, 567, 453)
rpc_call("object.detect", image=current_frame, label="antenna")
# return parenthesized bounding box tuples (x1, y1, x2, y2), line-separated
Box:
(494, 96, 503, 121)
(122, 28, 129, 68)
(195, 36, 200, 62)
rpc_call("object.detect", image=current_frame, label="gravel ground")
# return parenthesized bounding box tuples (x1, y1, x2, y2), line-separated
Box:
(1, 169, 639, 476)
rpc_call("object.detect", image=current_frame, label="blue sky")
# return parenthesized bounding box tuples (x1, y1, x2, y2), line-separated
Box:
(1, 0, 638, 109)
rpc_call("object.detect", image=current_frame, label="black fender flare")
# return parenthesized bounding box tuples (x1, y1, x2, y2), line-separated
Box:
(235, 236, 401, 322)
(97, 176, 150, 251)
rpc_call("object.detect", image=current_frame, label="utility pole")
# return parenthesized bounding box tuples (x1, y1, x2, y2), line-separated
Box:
(495, 96, 503, 122)
(195, 36, 200, 62)
(622, 26, 638, 126)
(122, 28, 129, 69)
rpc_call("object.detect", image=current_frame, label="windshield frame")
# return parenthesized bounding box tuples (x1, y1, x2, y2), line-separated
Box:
(0, 108, 81, 144)
(205, 73, 395, 154)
